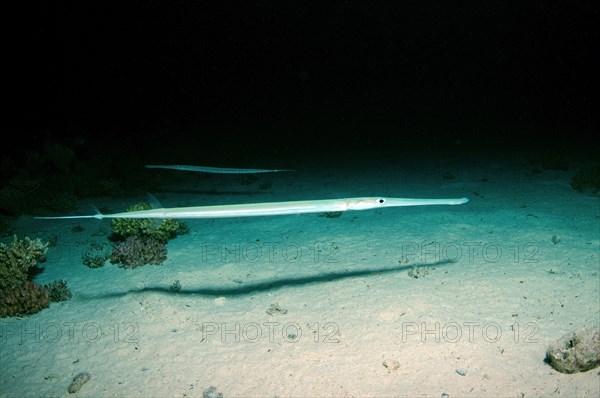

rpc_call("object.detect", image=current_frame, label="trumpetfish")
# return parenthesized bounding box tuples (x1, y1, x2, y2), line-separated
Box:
(35, 197, 469, 220)
(145, 164, 294, 173)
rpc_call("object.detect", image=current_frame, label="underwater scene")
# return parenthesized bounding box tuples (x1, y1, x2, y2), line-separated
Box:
(2, 2, 598, 398)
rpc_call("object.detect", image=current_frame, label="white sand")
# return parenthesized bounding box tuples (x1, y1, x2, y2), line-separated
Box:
(1, 151, 598, 397)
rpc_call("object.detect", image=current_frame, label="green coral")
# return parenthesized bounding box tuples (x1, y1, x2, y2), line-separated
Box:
(0, 236, 48, 290)
(110, 202, 188, 243)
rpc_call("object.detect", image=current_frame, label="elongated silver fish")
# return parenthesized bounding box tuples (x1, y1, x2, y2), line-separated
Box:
(145, 164, 294, 174)
(35, 197, 469, 220)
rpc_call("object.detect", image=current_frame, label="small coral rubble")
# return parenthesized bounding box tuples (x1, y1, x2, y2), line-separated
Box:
(44, 279, 72, 302)
(82, 241, 112, 268)
(571, 165, 600, 194)
(546, 328, 600, 373)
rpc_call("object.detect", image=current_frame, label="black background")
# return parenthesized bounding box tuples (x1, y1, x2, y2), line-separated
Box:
(8, 1, 599, 157)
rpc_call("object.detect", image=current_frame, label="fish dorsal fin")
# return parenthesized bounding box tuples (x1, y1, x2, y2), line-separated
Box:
(146, 193, 164, 209)
(89, 204, 101, 216)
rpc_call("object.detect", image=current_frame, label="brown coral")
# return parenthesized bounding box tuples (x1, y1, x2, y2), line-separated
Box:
(0, 281, 50, 317)
(111, 235, 167, 268)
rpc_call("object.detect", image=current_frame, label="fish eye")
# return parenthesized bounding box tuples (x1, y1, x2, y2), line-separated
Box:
(378, 198, 386, 204)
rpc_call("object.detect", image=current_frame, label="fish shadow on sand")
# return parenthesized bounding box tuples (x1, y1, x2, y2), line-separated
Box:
(85, 259, 456, 299)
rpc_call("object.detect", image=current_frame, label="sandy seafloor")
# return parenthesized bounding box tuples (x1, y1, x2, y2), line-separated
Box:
(1, 150, 599, 398)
